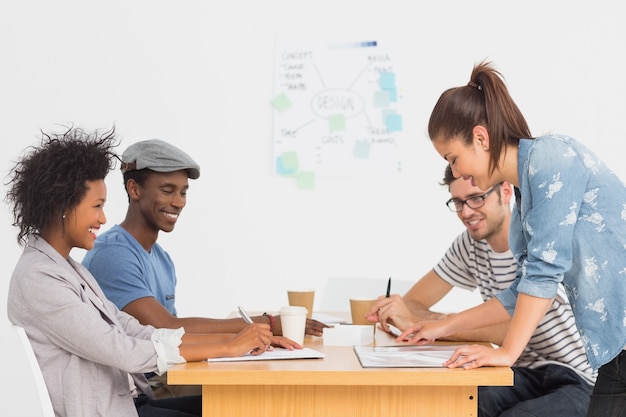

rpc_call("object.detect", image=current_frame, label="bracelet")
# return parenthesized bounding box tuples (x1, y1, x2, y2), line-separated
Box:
(263, 312, 275, 333)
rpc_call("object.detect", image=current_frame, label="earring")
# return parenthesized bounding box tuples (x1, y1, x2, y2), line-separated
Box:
(483, 146, 489, 151)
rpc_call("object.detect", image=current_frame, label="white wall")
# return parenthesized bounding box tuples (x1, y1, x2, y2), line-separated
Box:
(1, 1, 625, 334)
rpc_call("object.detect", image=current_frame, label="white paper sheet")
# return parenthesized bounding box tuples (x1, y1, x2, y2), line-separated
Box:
(313, 312, 348, 325)
(207, 347, 325, 362)
(354, 344, 466, 368)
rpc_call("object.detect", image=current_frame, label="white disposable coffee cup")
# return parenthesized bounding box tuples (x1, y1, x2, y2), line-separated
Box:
(279, 305, 308, 345)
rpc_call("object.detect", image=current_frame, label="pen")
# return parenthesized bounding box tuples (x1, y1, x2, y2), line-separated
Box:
(237, 305, 254, 324)
(387, 323, 403, 337)
(238, 305, 275, 352)
(385, 277, 391, 298)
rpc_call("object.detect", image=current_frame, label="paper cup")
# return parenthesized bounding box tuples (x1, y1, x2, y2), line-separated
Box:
(279, 305, 308, 345)
(287, 289, 315, 319)
(350, 297, 377, 325)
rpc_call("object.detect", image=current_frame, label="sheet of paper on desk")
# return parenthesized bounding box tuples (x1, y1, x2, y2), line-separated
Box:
(374, 323, 409, 346)
(312, 312, 348, 325)
(206, 347, 325, 362)
(354, 344, 466, 368)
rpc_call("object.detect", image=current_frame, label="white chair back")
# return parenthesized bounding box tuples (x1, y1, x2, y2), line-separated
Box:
(4, 325, 55, 417)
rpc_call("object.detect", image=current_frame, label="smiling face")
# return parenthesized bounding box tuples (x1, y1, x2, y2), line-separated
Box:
(448, 178, 508, 243)
(433, 126, 504, 191)
(56, 180, 107, 256)
(134, 170, 189, 234)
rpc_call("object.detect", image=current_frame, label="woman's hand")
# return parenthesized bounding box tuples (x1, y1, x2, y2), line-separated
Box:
(269, 335, 302, 350)
(443, 344, 517, 369)
(227, 323, 273, 356)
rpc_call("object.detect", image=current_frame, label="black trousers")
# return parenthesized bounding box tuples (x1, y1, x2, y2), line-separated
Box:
(134, 394, 202, 417)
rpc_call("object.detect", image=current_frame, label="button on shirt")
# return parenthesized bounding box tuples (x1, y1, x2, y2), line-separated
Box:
(496, 135, 626, 370)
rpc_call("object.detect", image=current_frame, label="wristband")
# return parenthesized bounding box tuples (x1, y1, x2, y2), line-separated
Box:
(263, 312, 275, 333)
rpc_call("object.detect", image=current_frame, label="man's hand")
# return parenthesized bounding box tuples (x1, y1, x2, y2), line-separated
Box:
(365, 294, 436, 333)
(273, 316, 328, 337)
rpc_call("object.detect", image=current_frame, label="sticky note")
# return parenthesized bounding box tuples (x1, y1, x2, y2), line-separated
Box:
(271, 92, 293, 112)
(384, 113, 403, 132)
(353, 140, 370, 159)
(328, 113, 346, 132)
(296, 171, 315, 190)
(378, 71, 396, 90)
(276, 151, 298, 175)
(373, 90, 390, 107)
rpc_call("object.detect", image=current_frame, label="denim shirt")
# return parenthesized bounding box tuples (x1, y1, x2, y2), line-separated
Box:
(496, 135, 626, 370)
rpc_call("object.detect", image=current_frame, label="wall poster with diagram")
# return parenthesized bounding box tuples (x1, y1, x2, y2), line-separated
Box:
(271, 38, 404, 188)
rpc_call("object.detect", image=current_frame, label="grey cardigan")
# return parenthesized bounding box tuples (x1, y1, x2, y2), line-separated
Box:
(8, 235, 159, 417)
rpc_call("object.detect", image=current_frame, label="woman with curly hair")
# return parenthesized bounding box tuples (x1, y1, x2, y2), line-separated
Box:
(5, 126, 275, 417)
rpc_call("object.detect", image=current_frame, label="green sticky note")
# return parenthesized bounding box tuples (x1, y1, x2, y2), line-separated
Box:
(296, 171, 315, 190)
(271, 93, 293, 111)
(374, 90, 390, 107)
(276, 151, 299, 175)
(328, 113, 346, 132)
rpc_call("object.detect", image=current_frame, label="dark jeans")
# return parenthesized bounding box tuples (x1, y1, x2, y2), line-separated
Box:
(135, 394, 202, 417)
(478, 364, 592, 417)
(586, 349, 626, 417)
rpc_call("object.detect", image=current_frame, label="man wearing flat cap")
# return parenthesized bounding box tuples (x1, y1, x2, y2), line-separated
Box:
(83, 139, 326, 398)
(120, 139, 201, 180)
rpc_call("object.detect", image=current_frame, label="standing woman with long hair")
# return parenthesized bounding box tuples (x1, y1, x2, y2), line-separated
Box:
(5, 126, 274, 417)
(401, 62, 626, 416)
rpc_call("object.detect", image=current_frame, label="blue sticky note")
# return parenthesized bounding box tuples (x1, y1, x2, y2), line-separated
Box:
(378, 72, 396, 90)
(353, 140, 371, 159)
(384, 113, 403, 132)
(276, 151, 299, 175)
(382, 86, 397, 102)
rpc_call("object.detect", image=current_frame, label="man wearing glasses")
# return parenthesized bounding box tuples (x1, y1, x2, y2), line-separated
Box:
(368, 165, 595, 417)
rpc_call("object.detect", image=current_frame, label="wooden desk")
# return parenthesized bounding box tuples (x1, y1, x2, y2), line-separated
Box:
(168, 335, 513, 417)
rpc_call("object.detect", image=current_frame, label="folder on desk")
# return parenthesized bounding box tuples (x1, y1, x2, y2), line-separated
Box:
(354, 344, 466, 368)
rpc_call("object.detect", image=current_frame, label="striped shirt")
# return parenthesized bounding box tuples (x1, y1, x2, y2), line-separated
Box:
(434, 230, 596, 385)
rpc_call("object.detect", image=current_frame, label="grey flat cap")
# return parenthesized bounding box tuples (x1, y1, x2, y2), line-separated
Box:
(121, 139, 200, 179)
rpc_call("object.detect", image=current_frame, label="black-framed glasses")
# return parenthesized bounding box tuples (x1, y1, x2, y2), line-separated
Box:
(445, 185, 500, 212)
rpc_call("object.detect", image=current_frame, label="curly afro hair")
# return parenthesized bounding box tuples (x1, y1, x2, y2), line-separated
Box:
(5, 125, 119, 245)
